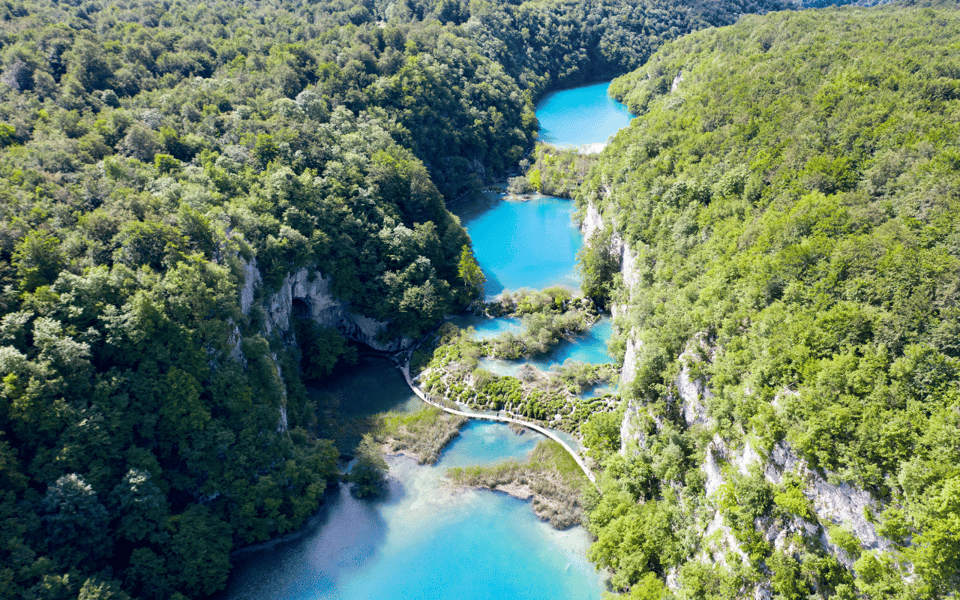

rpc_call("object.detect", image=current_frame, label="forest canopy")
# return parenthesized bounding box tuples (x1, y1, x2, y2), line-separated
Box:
(580, 3, 960, 598)
(0, 0, 808, 598)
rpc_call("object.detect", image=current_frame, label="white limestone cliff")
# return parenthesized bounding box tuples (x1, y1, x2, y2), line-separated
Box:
(241, 259, 414, 353)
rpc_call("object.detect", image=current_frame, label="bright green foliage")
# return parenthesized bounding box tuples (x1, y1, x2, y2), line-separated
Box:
(827, 524, 862, 559)
(457, 245, 485, 305)
(587, 491, 684, 590)
(773, 474, 814, 521)
(583, 3, 960, 596)
(524, 145, 594, 198)
(768, 552, 810, 600)
(0, 0, 855, 597)
(582, 410, 623, 460)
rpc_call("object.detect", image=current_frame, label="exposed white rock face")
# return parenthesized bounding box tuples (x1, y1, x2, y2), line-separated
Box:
(702, 509, 749, 566)
(620, 335, 640, 390)
(583, 201, 605, 242)
(771, 515, 820, 550)
(677, 361, 710, 428)
(702, 435, 728, 497)
(734, 440, 763, 476)
(263, 267, 342, 335)
(582, 200, 625, 260)
(226, 321, 244, 363)
(621, 243, 638, 298)
(671, 71, 684, 93)
(619, 400, 644, 455)
(240, 257, 261, 316)
(754, 582, 772, 600)
(767, 441, 892, 555)
(251, 266, 414, 352)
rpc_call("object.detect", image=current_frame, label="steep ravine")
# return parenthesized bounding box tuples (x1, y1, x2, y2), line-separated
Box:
(581, 200, 894, 594)
(242, 257, 414, 353)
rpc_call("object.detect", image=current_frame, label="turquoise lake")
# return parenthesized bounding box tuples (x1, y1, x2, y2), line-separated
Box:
(450, 194, 582, 298)
(478, 317, 613, 378)
(221, 423, 603, 600)
(536, 81, 633, 149)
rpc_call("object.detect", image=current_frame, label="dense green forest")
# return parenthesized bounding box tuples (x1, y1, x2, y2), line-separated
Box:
(579, 3, 960, 598)
(0, 0, 804, 598)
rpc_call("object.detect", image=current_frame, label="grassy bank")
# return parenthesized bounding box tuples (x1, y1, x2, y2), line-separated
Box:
(448, 440, 590, 529)
(376, 407, 467, 465)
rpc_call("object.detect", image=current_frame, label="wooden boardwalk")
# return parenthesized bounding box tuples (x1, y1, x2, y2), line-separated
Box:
(396, 362, 598, 487)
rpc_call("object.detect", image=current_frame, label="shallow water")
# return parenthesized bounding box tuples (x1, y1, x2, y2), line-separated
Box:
(446, 315, 523, 340)
(536, 82, 633, 148)
(477, 317, 614, 378)
(450, 195, 582, 298)
(221, 423, 603, 600)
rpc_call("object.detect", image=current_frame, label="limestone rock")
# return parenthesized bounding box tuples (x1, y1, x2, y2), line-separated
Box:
(619, 400, 644, 455)
(239, 257, 261, 316)
(620, 334, 640, 390)
(255, 266, 414, 352)
(767, 441, 891, 554)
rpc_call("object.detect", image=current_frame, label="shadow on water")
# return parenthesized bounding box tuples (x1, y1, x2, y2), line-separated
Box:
(220, 478, 400, 600)
(481, 266, 505, 296)
(307, 357, 420, 456)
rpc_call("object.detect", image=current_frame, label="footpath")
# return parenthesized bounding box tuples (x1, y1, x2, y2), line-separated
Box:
(395, 359, 598, 487)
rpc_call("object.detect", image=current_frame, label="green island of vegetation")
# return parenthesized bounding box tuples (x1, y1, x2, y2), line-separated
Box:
(418, 289, 619, 434)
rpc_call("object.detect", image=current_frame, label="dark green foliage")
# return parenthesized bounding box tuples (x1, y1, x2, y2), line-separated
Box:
(0, 0, 856, 598)
(457, 245, 485, 306)
(577, 231, 620, 307)
(349, 434, 389, 497)
(294, 318, 357, 380)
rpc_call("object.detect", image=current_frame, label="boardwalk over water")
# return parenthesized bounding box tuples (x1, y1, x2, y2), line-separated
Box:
(395, 360, 598, 487)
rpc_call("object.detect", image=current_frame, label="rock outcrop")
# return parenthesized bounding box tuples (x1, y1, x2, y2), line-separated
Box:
(242, 259, 414, 353)
(601, 206, 891, 586)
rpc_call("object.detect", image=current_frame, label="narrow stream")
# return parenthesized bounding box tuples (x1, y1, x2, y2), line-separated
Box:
(221, 81, 632, 600)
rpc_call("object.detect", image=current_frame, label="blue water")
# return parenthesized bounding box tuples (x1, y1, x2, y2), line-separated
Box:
(478, 317, 614, 378)
(435, 421, 539, 467)
(447, 315, 523, 340)
(536, 82, 633, 148)
(451, 195, 582, 298)
(221, 423, 603, 600)
(220, 80, 630, 600)
(315, 358, 421, 417)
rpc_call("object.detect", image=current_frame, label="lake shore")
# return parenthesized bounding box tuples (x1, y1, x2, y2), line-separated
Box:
(447, 440, 587, 530)
(378, 406, 468, 465)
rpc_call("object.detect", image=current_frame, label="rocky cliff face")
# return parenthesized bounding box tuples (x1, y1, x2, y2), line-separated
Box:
(582, 200, 638, 298)
(584, 198, 891, 589)
(242, 258, 414, 353)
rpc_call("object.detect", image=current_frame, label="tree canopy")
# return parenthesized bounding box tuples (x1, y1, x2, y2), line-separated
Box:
(581, 3, 960, 598)
(0, 0, 853, 598)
